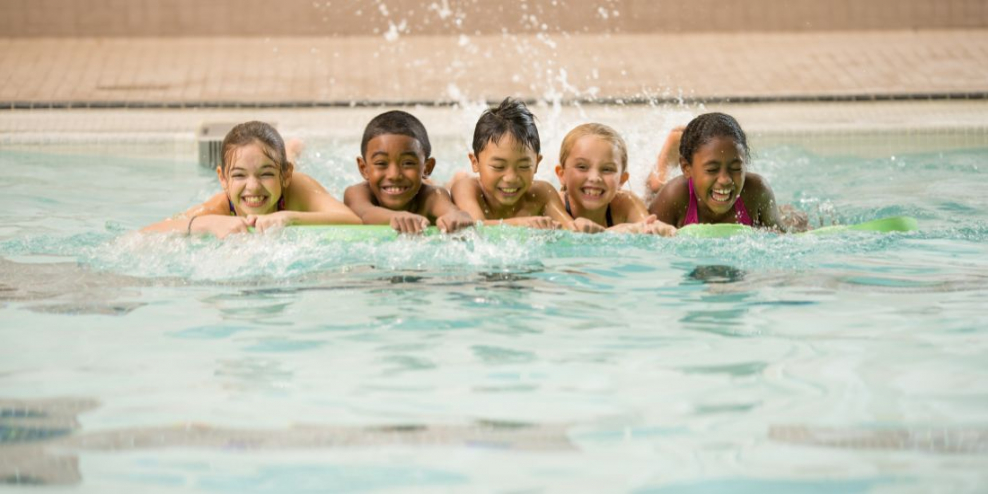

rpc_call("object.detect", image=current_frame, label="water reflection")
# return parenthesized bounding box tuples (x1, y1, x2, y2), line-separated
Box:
(0, 397, 573, 487)
(686, 265, 746, 284)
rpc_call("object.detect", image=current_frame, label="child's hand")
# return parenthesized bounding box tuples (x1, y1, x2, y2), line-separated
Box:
(248, 211, 294, 234)
(390, 212, 430, 234)
(779, 204, 809, 233)
(517, 216, 560, 230)
(436, 210, 474, 234)
(636, 214, 677, 237)
(572, 217, 606, 234)
(193, 215, 255, 239)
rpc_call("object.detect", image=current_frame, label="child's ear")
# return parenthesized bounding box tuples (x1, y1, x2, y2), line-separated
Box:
(469, 153, 479, 173)
(619, 170, 630, 187)
(534, 154, 543, 173)
(282, 162, 294, 188)
(216, 166, 229, 191)
(554, 164, 564, 181)
(679, 157, 692, 178)
(356, 156, 370, 180)
(423, 157, 436, 178)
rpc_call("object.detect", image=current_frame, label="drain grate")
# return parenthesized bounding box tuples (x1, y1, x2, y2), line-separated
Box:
(197, 122, 237, 169)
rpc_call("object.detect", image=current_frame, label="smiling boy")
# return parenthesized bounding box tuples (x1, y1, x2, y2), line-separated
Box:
(344, 111, 473, 234)
(451, 98, 580, 230)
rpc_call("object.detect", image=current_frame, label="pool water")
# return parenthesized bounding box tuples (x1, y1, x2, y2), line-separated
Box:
(1, 116, 987, 493)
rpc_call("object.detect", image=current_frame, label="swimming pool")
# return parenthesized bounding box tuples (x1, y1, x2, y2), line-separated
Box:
(1, 104, 987, 492)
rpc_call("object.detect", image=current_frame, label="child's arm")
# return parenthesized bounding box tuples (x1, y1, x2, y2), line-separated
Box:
(607, 191, 677, 236)
(450, 177, 562, 229)
(647, 126, 684, 195)
(142, 194, 255, 239)
(745, 173, 784, 231)
(419, 185, 474, 233)
(344, 183, 430, 234)
(647, 175, 689, 227)
(531, 181, 579, 231)
(251, 173, 362, 232)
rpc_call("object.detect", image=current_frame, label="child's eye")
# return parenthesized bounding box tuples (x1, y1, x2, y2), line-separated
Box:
(374, 161, 388, 167)
(490, 165, 505, 171)
(231, 174, 246, 179)
(518, 164, 532, 171)
(576, 164, 588, 171)
(261, 173, 276, 177)
(402, 161, 418, 168)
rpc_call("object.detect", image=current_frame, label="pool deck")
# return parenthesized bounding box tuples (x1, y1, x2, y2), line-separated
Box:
(1, 30, 987, 107)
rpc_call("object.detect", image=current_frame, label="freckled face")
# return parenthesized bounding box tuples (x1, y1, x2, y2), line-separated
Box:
(682, 136, 746, 217)
(556, 135, 627, 212)
(218, 142, 289, 216)
(471, 134, 541, 209)
(358, 134, 434, 210)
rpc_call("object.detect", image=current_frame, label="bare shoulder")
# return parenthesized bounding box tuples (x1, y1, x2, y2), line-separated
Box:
(343, 182, 373, 205)
(288, 171, 326, 190)
(181, 192, 229, 217)
(529, 180, 559, 198)
(451, 176, 482, 194)
(650, 175, 689, 206)
(741, 173, 775, 203)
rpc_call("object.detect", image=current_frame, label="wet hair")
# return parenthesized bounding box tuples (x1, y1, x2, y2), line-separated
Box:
(360, 110, 431, 159)
(221, 121, 289, 175)
(679, 112, 750, 165)
(558, 123, 628, 173)
(472, 97, 540, 156)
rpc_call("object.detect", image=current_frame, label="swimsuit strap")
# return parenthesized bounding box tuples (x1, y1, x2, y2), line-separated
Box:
(566, 193, 615, 228)
(683, 178, 700, 226)
(684, 178, 752, 226)
(734, 195, 753, 226)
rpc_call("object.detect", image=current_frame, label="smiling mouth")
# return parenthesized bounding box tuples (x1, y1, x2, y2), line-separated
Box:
(580, 187, 605, 198)
(711, 187, 733, 203)
(381, 185, 409, 195)
(498, 187, 521, 196)
(241, 195, 268, 208)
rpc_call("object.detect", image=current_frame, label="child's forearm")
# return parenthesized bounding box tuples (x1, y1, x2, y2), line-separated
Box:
(354, 206, 413, 225)
(284, 210, 362, 226)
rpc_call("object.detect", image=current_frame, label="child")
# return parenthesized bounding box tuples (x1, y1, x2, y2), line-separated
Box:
(344, 110, 473, 234)
(451, 98, 584, 231)
(648, 112, 786, 229)
(555, 123, 676, 236)
(144, 121, 360, 238)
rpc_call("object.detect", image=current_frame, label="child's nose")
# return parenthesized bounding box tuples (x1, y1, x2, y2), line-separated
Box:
(386, 163, 402, 179)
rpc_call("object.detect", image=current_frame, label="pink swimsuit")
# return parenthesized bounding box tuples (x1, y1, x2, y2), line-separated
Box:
(682, 178, 752, 226)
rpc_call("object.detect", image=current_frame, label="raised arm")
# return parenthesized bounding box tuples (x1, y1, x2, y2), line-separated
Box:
(647, 125, 684, 195)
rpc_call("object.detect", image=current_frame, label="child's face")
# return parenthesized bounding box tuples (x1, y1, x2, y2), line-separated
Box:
(681, 135, 746, 216)
(555, 135, 628, 212)
(358, 134, 435, 210)
(218, 141, 291, 216)
(469, 134, 542, 208)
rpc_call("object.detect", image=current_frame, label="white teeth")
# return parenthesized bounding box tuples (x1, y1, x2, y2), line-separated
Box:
(500, 188, 519, 193)
(382, 186, 406, 194)
(581, 188, 604, 197)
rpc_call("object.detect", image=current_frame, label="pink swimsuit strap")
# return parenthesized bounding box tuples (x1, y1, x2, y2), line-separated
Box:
(683, 178, 753, 226)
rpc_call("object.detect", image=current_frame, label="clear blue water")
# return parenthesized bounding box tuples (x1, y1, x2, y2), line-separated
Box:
(1, 129, 987, 493)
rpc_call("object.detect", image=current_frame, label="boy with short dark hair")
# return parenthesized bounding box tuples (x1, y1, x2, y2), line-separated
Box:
(344, 110, 473, 234)
(451, 98, 588, 231)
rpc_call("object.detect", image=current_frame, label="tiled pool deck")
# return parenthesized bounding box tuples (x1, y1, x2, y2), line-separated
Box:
(1, 30, 987, 107)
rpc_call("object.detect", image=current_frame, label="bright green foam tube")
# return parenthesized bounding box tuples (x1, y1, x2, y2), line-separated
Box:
(677, 215, 919, 239)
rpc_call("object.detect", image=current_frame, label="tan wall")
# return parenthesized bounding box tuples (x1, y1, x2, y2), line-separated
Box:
(1, 0, 986, 37)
